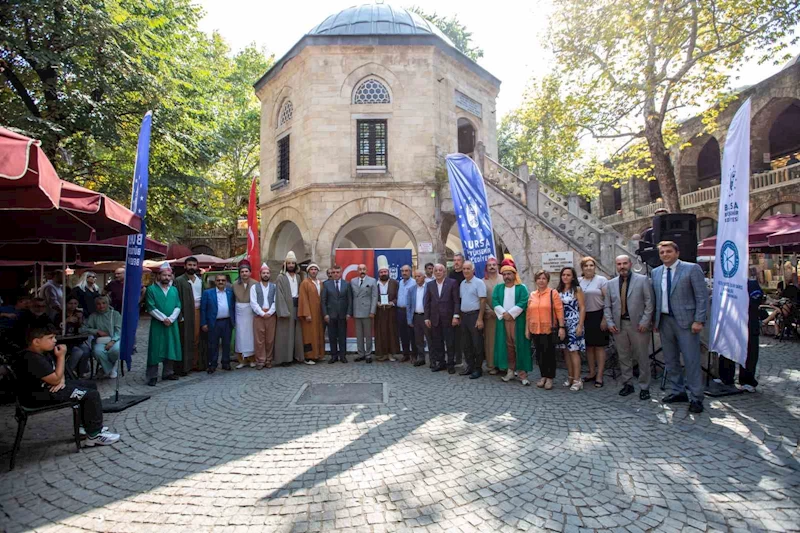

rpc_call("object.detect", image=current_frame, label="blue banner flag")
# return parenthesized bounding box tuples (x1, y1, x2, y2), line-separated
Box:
(119, 112, 152, 370)
(445, 153, 496, 278)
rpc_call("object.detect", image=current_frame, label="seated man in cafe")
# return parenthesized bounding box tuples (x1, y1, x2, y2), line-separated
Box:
(763, 262, 799, 331)
(13, 324, 120, 446)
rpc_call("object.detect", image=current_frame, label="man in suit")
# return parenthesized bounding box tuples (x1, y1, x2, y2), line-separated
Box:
(351, 264, 378, 363)
(604, 255, 655, 400)
(322, 264, 352, 364)
(652, 241, 709, 413)
(200, 273, 236, 374)
(406, 270, 431, 367)
(425, 263, 461, 373)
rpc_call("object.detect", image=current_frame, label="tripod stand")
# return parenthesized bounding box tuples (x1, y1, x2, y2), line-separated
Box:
(633, 257, 667, 390)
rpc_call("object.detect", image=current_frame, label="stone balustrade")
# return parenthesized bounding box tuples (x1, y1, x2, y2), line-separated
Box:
(605, 163, 800, 223)
(482, 157, 527, 204)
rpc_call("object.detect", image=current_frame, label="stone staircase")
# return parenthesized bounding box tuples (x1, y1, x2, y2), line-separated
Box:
(444, 145, 638, 280)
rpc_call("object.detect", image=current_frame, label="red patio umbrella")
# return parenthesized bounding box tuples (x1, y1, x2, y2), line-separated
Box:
(0, 234, 167, 262)
(168, 253, 228, 268)
(0, 127, 62, 209)
(697, 214, 800, 255)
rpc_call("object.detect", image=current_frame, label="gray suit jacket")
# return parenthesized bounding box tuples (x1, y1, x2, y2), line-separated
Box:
(350, 275, 377, 318)
(652, 261, 708, 329)
(603, 272, 654, 330)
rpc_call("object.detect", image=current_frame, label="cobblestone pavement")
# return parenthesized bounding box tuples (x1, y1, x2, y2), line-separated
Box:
(1, 318, 798, 533)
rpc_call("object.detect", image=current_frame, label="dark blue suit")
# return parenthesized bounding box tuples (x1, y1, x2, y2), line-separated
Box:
(201, 287, 236, 370)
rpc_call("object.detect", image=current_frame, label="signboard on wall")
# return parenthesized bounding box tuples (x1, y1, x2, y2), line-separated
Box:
(418, 241, 433, 253)
(542, 251, 574, 272)
(455, 90, 482, 118)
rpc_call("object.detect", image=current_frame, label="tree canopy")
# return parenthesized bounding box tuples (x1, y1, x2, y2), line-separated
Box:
(0, 0, 272, 240)
(409, 6, 485, 62)
(549, 0, 800, 212)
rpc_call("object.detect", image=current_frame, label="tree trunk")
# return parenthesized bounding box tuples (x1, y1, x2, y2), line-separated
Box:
(644, 112, 681, 213)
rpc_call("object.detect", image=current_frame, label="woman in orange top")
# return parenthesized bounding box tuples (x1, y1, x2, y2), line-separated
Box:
(526, 270, 565, 390)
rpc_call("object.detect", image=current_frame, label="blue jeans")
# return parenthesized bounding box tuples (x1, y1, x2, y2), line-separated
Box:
(660, 314, 704, 403)
(92, 340, 120, 374)
(208, 318, 232, 369)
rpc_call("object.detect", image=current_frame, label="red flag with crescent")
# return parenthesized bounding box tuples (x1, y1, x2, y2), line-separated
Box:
(247, 176, 260, 268)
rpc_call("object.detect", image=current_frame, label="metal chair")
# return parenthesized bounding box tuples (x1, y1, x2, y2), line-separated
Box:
(5, 366, 81, 471)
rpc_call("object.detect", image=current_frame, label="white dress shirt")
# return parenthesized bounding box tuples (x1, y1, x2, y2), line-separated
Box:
(494, 286, 523, 320)
(287, 273, 299, 298)
(661, 260, 681, 314)
(250, 282, 275, 317)
(415, 285, 425, 314)
(378, 281, 389, 295)
(188, 275, 202, 309)
(436, 280, 444, 296)
(313, 279, 321, 295)
(216, 288, 230, 319)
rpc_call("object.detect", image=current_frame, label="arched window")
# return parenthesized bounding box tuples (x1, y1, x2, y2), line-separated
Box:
(278, 100, 293, 127)
(353, 78, 391, 104)
(697, 218, 718, 240)
(760, 202, 800, 219)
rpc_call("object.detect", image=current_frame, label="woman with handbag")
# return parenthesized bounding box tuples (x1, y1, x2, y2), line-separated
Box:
(526, 270, 565, 390)
(556, 267, 586, 391)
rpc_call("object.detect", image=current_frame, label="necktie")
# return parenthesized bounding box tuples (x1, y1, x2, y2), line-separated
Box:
(335, 280, 340, 293)
(666, 267, 672, 315)
(360, 278, 363, 287)
(620, 276, 628, 318)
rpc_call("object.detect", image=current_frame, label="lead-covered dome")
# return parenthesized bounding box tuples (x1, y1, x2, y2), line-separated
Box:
(308, 4, 455, 48)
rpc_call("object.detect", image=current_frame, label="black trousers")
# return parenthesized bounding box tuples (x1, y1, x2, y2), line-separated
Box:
(532, 333, 557, 378)
(24, 379, 103, 434)
(460, 311, 484, 371)
(328, 317, 347, 360)
(396, 308, 413, 356)
(431, 322, 456, 369)
(740, 333, 760, 386)
(412, 314, 431, 363)
(453, 323, 463, 365)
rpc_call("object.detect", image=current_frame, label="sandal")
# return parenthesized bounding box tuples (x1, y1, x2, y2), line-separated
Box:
(582, 374, 597, 383)
(544, 379, 553, 390)
(594, 381, 604, 388)
(536, 378, 547, 388)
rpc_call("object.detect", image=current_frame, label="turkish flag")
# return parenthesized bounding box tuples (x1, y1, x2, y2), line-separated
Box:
(247, 177, 260, 268)
(335, 248, 375, 339)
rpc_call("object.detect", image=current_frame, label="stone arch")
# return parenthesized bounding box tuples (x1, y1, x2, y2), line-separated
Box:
(315, 197, 433, 268)
(340, 63, 404, 102)
(457, 115, 479, 155)
(191, 244, 216, 256)
(678, 133, 721, 194)
(751, 97, 800, 172)
(485, 209, 527, 279)
(269, 86, 295, 130)
(751, 195, 800, 222)
(696, 216, 718, 241)
(263, 205, 311, 261)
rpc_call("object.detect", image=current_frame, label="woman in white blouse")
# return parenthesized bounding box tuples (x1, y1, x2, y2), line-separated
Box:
(579, 257, 609, 387)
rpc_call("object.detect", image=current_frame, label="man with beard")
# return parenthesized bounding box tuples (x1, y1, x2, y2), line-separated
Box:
(145, 262, 182, 386)
(374, 255, 400, 362)
(174, 256, 204, 375)
(322, 265, 352, 363)
(233, 261, 257, 368)
(275, 251, 306, 365)
(250, 264, 277, 369)
(481, 256, 501, 374)
(298, 263, 324, 363)
(352, 264, 378, 363)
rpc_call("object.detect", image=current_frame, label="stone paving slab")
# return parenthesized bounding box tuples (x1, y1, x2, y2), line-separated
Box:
(0, 318, 798, 532)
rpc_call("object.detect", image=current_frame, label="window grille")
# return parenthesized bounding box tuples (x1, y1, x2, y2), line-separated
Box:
(353, 79, 391, 104)
(277, 135, 290, 182)
(357, 120, 387, 167)
(278, 101, 293, 127)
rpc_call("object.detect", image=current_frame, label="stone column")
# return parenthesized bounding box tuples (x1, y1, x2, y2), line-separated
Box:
(521, 164, 539, 216)
(599, 232, 617, 276)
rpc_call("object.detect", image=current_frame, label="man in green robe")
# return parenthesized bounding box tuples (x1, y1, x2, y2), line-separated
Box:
(174, 256, 205, 374)
(492, 260, 532, 385)
(145, 262, 182, 386)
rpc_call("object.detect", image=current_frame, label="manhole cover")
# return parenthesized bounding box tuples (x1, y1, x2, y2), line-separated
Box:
(291, 382, 387, 406)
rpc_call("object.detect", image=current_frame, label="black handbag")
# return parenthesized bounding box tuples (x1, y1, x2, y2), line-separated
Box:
(549, 289, 560, 344)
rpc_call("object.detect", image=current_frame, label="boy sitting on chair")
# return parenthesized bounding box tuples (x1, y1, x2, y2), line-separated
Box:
(13, 325, 120, 447)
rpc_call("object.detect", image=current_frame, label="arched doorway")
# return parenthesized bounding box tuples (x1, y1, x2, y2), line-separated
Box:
(758, 202, 800, 219)
(191, 244, 216, 256)
(332, 213, 417, 266)
(269, 221, 306, 262)
(751, 98, 800, 172)
(696, 138, 721, 187)
(458, 117, 477, 156)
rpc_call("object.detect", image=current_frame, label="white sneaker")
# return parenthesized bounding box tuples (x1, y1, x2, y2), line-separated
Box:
(249, 362, 256, 368)
(502, 369, 515, 382)
(79, 426, 108, 437)
(236, 363, 246, 369)
(84, 430, 120, 447)
(389, 356, 397, 362)
(521, 379, 531, 386)
(108, 369, 118, 379)
(304, 360, 316, 365)
(743, 384, 756, 393)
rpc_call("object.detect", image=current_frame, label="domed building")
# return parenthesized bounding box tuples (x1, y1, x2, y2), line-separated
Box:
(255, 4, 634, 279)
(255, 3, 501, 269)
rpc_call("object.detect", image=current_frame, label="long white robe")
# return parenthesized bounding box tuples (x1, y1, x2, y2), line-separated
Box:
(235, 302, 255, 356)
